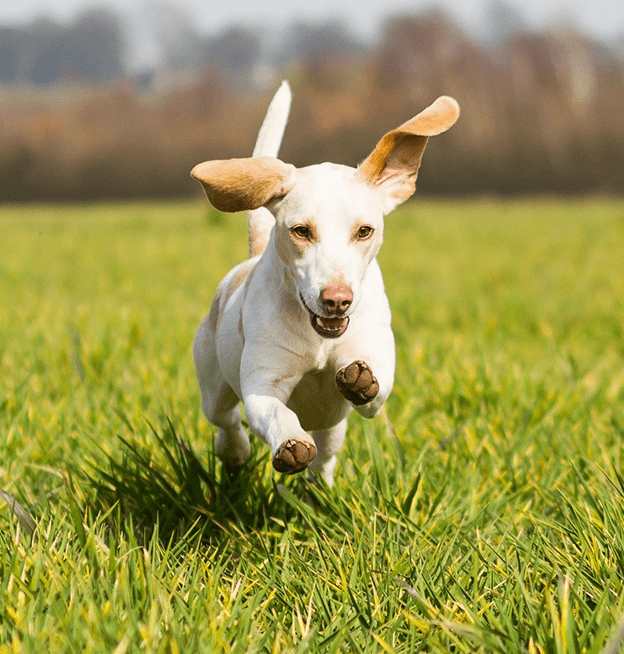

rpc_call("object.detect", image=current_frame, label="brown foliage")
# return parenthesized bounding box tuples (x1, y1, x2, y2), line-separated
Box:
(1, 14, 623, 200)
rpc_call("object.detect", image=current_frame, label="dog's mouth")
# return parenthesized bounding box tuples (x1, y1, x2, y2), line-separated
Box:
(300, 295, 350, 339)
(310, 313, 350, 339)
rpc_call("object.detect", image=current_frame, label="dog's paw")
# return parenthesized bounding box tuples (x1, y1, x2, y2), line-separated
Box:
(273, 438, 317, 474)
(336, 360, 379, 405)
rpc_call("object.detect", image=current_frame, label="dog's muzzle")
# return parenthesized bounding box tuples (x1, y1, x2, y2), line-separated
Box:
(300, 295, 350, 339)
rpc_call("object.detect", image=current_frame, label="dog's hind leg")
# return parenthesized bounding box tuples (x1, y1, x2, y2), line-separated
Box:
(308, 420, 347, 487)
(210, 382, 250, 467)
(194, 311, 250, 468)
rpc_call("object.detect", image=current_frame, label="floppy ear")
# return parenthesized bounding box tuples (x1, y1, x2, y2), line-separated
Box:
(191, 156, 296, 213)
(357, 96, 460, 213)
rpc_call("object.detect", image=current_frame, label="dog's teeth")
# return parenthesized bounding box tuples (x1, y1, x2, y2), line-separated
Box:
(319, 317, 339, 331)
(310, 313, 349, 338)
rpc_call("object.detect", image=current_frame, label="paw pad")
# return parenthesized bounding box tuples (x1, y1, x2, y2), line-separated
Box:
(336, 360, 379, 405)
(273, 438, 317, 474)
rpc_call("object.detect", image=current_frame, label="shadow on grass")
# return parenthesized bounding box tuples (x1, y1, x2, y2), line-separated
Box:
(84, 415, 315, 545)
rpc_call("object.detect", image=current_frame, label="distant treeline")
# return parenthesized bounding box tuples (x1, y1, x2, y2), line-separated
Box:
(0, 9, 125, 86)
(1, 9, 623, 200)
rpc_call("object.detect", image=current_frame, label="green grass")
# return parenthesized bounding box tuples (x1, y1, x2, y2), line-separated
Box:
(1, 198, 624, 653)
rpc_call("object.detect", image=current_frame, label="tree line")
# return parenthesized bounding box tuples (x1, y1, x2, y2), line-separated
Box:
(1, 7, 623, 200)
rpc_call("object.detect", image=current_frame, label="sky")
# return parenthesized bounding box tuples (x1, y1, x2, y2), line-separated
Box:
(1, 0, 623, 43)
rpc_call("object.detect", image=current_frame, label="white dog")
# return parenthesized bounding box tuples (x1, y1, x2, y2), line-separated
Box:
(191, 82, 459, 486)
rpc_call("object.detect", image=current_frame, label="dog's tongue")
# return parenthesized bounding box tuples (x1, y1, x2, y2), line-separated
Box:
(311, 314, 349, 338)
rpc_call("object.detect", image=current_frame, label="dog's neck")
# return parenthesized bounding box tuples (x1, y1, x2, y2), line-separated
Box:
(259, 232, 299, 303)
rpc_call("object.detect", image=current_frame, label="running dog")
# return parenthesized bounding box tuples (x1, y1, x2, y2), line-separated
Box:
(191, 82, 459, 485)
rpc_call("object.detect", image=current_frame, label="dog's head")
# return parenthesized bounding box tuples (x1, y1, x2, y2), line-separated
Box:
(192, 96, 459, 339)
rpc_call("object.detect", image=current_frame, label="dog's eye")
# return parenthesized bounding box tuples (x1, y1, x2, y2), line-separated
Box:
(291, 224, 312, 239)
(356, 225, 374, 240)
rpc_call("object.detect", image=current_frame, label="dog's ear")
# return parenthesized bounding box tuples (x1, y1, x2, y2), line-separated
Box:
(358, 96, 459, 213)
(191, 156, 296, 213)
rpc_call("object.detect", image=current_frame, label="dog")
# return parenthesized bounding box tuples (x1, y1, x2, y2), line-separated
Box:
(191, 82, 459, 486)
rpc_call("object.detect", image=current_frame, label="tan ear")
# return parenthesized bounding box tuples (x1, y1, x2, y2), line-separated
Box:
(358, 96, 460, 212)
(191, 156, 296, 213)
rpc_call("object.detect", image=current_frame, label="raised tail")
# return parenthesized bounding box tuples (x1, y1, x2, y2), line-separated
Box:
(248, 81, 292, 257)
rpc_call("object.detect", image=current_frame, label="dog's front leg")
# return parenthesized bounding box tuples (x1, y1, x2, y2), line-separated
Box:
(335, 329, 396, 420)
(240, 355, 316, 474)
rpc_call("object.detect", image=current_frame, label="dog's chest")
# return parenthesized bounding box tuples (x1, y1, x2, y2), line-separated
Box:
(302, 337, 335, 371)
(287, 365, 350, 431)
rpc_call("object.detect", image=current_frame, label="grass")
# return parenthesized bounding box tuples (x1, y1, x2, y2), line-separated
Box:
(1, 197, 624, 653)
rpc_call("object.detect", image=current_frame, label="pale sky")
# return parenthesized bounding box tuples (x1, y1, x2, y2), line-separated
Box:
(1, 0, 623, 42)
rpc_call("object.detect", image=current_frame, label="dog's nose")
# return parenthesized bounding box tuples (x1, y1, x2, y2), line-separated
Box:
(320, 282, 353, 315)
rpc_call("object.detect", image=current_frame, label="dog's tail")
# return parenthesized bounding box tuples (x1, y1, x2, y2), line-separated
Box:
(247, 81, 292, 257)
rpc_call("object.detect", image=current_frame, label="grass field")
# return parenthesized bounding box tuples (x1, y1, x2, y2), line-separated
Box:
(1, 198, 624, 653)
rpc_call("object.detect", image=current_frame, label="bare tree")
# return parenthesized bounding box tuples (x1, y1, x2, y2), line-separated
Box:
(62, 8, 126, 82)
(200, 26, 261, 81)
(484, 0, 527, 44)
